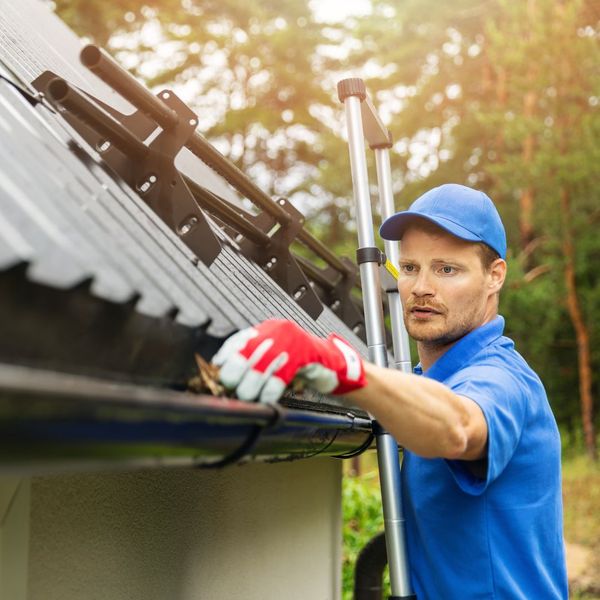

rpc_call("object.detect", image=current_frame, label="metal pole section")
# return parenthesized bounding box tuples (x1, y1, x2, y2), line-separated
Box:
(376, 431, 413, 596)
(46, 78, 148, 161)
(339, 79, 414, 599)
(81, 45, 180, 131)
(373, 147, 412, 374)
(343, 95, 387, 366)
(187, 133, 292, 225)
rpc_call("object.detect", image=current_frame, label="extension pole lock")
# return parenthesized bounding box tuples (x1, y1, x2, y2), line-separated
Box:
(356, 247, 386, 266)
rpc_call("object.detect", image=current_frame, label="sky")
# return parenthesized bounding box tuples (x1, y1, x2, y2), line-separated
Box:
(310, 0, 371, 22)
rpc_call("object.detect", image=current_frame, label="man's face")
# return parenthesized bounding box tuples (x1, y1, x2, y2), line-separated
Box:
(398, 223, 500, 348)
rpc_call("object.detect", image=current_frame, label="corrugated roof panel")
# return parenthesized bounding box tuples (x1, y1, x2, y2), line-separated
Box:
(0, 149, 95, 291)
(21, 118, 198, 321)
(0, 208, 34, 269)
(0, 0, 373, 374)
(0, 86, 137, 301)
(224, 247, 329, 335)
(0, 82, 241, 332)
(316, 306, 367, 356)
(0, 194, 90, 290)
(41, 120, 236, 332)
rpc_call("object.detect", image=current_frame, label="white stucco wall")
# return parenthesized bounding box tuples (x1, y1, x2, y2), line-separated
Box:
(21, 458, 341, 600)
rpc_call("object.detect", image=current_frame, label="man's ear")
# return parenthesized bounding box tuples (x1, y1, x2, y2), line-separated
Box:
(488, 258, 507, 294)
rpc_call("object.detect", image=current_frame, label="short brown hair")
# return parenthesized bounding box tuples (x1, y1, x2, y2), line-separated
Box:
(476, 242, 501, 271)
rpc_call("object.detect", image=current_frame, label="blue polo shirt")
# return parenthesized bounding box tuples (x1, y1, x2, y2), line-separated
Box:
(402, 316, 567, 599)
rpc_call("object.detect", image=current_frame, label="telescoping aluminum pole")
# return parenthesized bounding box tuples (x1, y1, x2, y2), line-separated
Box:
(372, 135, 412, 374)
(338, 78, 415, 600)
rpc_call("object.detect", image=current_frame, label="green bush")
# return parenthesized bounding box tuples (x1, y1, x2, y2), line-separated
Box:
(342, 473, 390, 600)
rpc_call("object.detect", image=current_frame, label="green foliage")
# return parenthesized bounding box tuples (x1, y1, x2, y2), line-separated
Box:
(345, 0, 600, 436)
(477, 0, 600, 438)
(342, 473, 390, 600)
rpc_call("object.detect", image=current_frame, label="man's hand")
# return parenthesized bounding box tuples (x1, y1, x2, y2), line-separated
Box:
(212, 319, 366, 404)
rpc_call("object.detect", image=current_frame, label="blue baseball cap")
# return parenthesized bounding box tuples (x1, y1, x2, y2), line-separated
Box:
(379, 183, 507, 259)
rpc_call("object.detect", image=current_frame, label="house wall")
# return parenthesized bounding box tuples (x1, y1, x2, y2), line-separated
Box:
(0, 479, 30, 600)
(14, 458, 341, 600)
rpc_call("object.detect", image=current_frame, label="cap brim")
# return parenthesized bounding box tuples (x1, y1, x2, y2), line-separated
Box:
(379, 212, 483, 244)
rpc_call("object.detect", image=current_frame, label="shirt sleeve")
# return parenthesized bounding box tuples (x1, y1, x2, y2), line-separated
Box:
(444, 364, 528, 495)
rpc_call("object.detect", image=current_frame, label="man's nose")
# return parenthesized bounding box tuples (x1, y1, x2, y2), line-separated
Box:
(411, 270, 435, 297)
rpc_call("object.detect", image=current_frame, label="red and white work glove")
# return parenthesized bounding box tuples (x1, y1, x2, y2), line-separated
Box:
(212, 319, 367, 404)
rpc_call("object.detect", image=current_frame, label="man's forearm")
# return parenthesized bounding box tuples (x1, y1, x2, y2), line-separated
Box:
(346, 362, 487, 460)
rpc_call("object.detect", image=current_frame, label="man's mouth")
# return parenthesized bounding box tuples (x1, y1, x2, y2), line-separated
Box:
(409, 306, 442, 318)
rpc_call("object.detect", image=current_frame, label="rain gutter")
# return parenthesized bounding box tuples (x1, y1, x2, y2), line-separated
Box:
(0, 363, 373, 475)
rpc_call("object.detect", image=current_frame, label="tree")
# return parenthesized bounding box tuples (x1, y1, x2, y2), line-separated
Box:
(481, 0, 599, 458)
(342, 0, 599, 452)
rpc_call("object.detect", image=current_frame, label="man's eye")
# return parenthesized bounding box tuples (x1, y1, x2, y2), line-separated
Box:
(440, 266, 455, 274)
(401, 264, 416, 273)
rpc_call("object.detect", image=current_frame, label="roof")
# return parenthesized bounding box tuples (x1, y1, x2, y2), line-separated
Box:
(0, 0, 375, 471)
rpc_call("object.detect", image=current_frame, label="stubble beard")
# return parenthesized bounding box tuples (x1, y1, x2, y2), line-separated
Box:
(408, 319, 471, 350)
(404, 304, 482, 350)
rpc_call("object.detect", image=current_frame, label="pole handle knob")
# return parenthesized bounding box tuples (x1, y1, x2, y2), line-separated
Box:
(337, 77, 366, 103)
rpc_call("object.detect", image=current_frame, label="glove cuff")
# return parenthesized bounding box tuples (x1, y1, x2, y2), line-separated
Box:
(327, 334, 367, 394)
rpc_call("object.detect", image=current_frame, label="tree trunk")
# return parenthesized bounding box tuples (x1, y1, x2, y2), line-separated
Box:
(560, 187, 596, 460)
(520, 90, 536, 254)
(520, 0, 537, 259)
(494, 65, 506, 156)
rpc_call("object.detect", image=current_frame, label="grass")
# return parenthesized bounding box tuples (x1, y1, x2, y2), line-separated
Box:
(562, 453, 600, 546)
(342, 466, 387, 600)
(562, 453, 600, 599)
(342, 451, 600, 599)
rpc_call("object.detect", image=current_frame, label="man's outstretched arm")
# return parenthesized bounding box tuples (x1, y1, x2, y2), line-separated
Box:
(347, 362, 487, 460)
(214, 319, 487, 461)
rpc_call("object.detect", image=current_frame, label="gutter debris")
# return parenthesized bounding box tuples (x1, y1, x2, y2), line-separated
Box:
(187, 353, 306, 399)
(188, 354, 226, 397)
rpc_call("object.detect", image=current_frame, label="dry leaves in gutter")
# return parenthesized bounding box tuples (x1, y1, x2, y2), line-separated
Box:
(188, 354, 227, 397)
(187, 354, 304, 399)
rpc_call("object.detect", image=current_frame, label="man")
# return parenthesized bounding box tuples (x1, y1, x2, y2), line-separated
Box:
(213, 184, 568, 599)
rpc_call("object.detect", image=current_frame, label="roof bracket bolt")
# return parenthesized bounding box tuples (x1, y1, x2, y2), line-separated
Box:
(177, 215, 199, 236)
(293, 285, 307, 300)
(264, 256, 277, 271)
(138, 173, 158, 193)
(96, 139, 111, 153)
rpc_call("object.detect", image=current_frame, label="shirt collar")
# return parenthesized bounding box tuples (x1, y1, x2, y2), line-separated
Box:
(413, 316, 505, 382)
